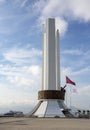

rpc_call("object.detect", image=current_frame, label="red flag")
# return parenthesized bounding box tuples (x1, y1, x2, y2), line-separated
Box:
(66, 76, 76, 86)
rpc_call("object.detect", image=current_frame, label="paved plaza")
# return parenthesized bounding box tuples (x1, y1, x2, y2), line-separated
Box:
(0, 117, 90, 130)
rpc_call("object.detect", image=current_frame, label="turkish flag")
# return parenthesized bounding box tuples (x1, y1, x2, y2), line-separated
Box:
(66, 76, 76, 86)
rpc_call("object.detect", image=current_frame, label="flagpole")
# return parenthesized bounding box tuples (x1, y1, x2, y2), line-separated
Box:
(69, 87, 72, 108)
(63, 84, 67, 89)
(64, 83, 67, 106)
(66, 87, 67, 106)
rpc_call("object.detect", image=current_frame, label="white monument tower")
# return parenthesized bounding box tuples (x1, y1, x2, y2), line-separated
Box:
(30, 18, 73, 117)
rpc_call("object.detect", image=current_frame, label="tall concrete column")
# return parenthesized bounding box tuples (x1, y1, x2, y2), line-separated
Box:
(56, 29, 60, 90)
(46, 18, 56, 90)
(42, 18, 56, 90)
(42, 24, 47, 90)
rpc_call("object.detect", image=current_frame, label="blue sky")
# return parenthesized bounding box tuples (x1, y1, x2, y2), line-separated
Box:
(0, 0, 90, 113)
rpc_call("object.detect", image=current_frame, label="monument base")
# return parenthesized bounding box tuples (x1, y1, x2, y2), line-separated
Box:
(29, 89, 74, 118)
(38, 89, 65, 100)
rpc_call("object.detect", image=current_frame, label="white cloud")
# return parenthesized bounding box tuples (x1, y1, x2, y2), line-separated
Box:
(62, 49, 83, 55)
(38, 0, 90, 22)
(69, 0, 90, 22)
(20, 0, 28, 8)
(13, 0, 28, 8)
(28, 65, 41, 76)
(56, 17, 68, 35)
(78, 85, 90, 96)
(3, 47, 41, 65)
(34, 0, 90, 35)
(33, 0, 47, 14)
(61, 66, 90, 77)
(61, 67, 72, 77)
(0, 46, 42, 88)
(72, 67, 90, 76)
(0, 63, 41, 112)
(84, 51, 90, 60)
(61, 49, 90, 70)
(66, 85, 90, 109)
(6, 65, 41, 88)
(0, 83, 38, 107)
(72, 85, 90, 109)
(0, 64, 41, 87)
(40, 0, 64, 17)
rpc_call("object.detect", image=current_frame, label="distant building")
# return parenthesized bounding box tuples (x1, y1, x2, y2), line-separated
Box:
(3, 110, 24, 117)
